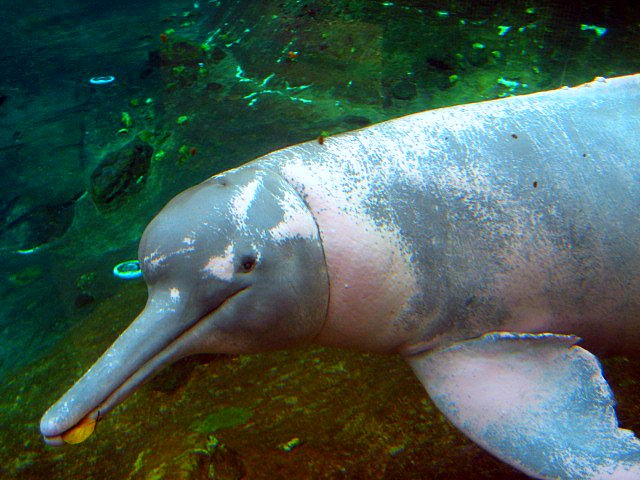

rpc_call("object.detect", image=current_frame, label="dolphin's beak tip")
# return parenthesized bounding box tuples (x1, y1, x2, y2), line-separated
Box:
(40, 417, 54, 437)
(40, 407, 67, 439)
(40, 412, 66, 446)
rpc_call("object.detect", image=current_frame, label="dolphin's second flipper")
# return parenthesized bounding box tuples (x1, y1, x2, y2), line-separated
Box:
(407, 332, 640, 480)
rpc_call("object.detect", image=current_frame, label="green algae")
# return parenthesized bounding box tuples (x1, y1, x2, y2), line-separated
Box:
(192, 407, 253, 434)
(8, 266, 42, 286)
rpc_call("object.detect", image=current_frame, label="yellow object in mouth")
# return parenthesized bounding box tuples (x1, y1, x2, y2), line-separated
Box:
(61, 416, 97, 444)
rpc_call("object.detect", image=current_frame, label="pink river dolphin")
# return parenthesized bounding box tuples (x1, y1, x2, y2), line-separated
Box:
(41, 74, 640, 479)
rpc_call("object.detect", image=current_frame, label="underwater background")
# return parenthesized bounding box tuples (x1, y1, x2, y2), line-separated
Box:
(0, 0, 639, 478)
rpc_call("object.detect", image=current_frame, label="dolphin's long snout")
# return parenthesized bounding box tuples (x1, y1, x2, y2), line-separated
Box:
(40, 296, 187, 444)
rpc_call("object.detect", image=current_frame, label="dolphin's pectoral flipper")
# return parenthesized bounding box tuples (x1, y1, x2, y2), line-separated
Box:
(406, 332, 640, 480)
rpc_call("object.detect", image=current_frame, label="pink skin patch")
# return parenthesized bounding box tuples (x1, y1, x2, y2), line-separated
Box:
(230, 177, 262, 229)
(169, 288, 180, 302)
(315, 209, 418, 352)
(268, 189, 318, 241)
(280, 159, 419, 353)
(203, 243, 235, 281)
(143, 248, 167, 272)
(143, 244, 196, 273)
(594, 464, 640, 480)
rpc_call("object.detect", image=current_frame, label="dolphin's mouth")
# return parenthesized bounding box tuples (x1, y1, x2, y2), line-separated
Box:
(41, 287, 248, 445)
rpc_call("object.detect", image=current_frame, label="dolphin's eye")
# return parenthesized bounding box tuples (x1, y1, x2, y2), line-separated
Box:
(239, 256, 256, 273)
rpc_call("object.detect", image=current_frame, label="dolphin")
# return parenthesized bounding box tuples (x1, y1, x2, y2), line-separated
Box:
(41, 74, 640, 479)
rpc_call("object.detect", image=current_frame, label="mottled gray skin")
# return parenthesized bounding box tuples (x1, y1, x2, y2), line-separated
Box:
(260, 75, 640, 358)
(41, 75, 640, 478)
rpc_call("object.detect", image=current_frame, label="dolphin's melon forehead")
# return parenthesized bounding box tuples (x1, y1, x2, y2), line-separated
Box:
(140, 166, 314, 273)
(144, 175, 244, 242)
(138, 180, 233, 273)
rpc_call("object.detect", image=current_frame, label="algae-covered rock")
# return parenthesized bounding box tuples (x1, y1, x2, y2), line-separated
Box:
(8, 265, 42, 286)
(90, 139, 153, 211)
(191, 436, 246, 480)
(390, 79, 417, 100)
(1, 192, 82, 251)
(192, 407, 253, 434)
(148, 40, 207, 68)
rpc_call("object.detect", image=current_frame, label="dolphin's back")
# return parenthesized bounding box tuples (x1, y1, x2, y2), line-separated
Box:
(262, 75, 640, 355)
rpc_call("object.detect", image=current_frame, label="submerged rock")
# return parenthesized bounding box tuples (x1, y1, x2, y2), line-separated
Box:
(191, 436, 246, 480)
(74, 292, 95, 309)
(90, 139, 153, 212)
(1, 192, 82, 251)
(148, 41, 207, 68)
(390, 79, 417, 100)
